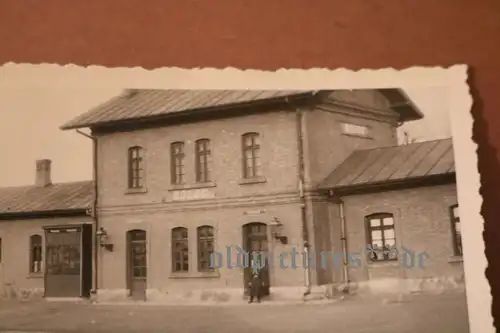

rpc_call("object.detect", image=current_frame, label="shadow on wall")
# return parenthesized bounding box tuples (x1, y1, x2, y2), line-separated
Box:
(0, 281, 44, 300)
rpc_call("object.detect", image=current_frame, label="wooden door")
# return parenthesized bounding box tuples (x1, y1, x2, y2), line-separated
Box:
(243, 223, 270, 296)
(44, 227, 82, 298)
(127, 229, 147, 300)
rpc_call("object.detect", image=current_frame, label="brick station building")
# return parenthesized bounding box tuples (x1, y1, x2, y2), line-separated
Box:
(0, 89, 464, 302)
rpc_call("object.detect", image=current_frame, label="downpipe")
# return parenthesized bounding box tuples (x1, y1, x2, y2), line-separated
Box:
(339, 198, 350, 291)
(300, 181, 311, 296)
(286, 96, 312, 297)
(76, 129, 99, 299)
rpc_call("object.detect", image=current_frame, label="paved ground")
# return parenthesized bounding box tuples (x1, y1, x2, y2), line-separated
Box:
(0, 291, 470, 333)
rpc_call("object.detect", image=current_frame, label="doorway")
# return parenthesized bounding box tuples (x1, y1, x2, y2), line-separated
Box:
(44, 224, 92, 298)
(127, 229, 147, 300)
(242, 222, 270, 296)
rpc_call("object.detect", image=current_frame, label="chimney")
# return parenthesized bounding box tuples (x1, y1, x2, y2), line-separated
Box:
(35, 159, 52, 187)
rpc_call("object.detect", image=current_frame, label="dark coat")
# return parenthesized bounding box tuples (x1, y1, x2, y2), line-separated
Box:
(249, 274, 263, 296)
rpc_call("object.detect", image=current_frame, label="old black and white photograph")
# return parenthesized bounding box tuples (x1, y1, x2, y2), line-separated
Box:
(0, 65, 485, 332)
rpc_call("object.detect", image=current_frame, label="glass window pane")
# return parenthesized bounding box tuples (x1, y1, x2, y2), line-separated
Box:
(371, 230, 382, 241)
(455, 221, 461, 233)
(456, 237, 463, 255)
(244, 136, 252, 147)
(31, 235, 42, 245)
(246, 167, 254, 177)
(383, 217, 394, 226)
(385, 238, 395, 247)
(384, 229, 395, 239)
(453, 206, 459, 219)
(370, 219, 381, 227)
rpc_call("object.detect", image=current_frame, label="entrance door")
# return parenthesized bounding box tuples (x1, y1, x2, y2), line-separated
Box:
(127, 229, 147, 300)
(242, 223, 270, 296)
(44, 227, 83, 297)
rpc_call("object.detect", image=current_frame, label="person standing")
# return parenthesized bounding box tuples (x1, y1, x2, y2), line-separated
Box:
(248, 271, 264, 303)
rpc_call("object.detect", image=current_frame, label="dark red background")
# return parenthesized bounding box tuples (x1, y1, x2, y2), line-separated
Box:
(1, 0, 499, 330)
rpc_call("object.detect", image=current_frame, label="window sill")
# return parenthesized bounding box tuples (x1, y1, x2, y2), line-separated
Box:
(239, 177, 267, 185)
(448, 256, 463, 263)
(168, 182, 217, 191)
(341, 133, 373, 140)
(27, 273, 44, 279)
(125, 187, 148, 195)
(367, 260, 399, 268)
(168, 271, 220, 279)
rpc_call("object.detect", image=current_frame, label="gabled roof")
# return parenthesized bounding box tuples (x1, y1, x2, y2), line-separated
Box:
(320, 138, 454, 191)
(60, 90, 310, 130)
(60, 89, 423, 130)
(0, 180, 93, 218)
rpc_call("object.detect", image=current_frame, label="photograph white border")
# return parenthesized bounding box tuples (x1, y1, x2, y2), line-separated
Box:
(1, 63, 491, 333)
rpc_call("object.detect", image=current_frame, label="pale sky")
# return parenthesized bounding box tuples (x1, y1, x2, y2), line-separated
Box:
(0, 68, 451, 187)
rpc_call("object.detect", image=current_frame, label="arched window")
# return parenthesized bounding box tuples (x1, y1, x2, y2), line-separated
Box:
(30, 234, 42, 273)
(366, 213, 397, 261)
(450, 204, 462, 256)
(242, 132, 261, 179)
(171, 142, 185, 185)
(172, 227, 188, 272)
(128, 146, 145, 189)
(197, 226, 214, 271)
(195, 139, 212, 183)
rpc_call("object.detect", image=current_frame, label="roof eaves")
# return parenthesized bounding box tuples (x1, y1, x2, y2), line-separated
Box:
(320, 172, 456, 193)
(378, 88, 424, 122)
(60, 91, 316, 131)
(0, 208, 90, 221)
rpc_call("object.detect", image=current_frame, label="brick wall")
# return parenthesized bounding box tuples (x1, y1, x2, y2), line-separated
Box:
(334, 183, 464, 292)
(96, 90, 402, 209)
(96, 110, 300, 209)
(0, 216, 92, 299)
(303, 90, 400, 187)
(98, 202, 305, 302)
(96, 110, 308, 301)
(302, 90, 401, 286)
(93, 89, 414, 300)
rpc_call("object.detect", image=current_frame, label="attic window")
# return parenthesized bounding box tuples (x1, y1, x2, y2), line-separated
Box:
(340, 123, 370, 137)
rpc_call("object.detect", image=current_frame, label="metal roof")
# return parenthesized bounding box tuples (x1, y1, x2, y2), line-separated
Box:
(0, 181, 93, 216)
(320, 138, 454, 190)
(60, 90, 310, 130)
(60, 89, 423, 130)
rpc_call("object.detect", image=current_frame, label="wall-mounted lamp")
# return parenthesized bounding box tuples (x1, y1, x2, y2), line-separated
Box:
(96, 227, 114, 251)
(269, 216, 288, 244)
